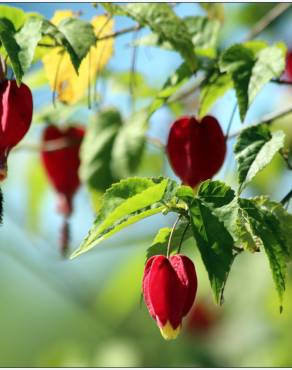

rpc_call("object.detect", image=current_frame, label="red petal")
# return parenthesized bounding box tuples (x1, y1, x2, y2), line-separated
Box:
(166, 115, 226, 188)
(0, 80, 32, 149)
(41, 124, 85, 203)
(143, 255, 186, 329)
(170, 254, 197, 317)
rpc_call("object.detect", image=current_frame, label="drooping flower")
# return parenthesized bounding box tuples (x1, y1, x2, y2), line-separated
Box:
(0, 80, 33, 180)
(142, 254, 197, 340)
(166, 115, 226, 188)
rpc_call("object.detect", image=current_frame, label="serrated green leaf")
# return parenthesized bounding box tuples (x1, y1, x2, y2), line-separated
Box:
(189, 198, 235, 304)
(198, 180, 235, 207)
(146, 221, 193, 260)
(248, 43, 286, 104)
(149, 62, 193, 115)
(254, 196, 292, 256)
(0, 19, 22, 84)
(234, 124, 285, 192)
(15, 16, 43, 73)
(220, 42, 286, 121)
(124, 3, 197, 70)
(238, 198, 289, 307)
(184, 16, 220, 50)
(71, 177, 179, 258)
(199, 70, 233, 117)
(57, 17, 96, 72)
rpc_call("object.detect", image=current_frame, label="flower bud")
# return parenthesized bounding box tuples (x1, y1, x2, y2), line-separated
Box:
(166, 115, 226, 188)
(0, 80, 33, 180)
(41, 124, 85, 216)
(142, 254, 197, 340)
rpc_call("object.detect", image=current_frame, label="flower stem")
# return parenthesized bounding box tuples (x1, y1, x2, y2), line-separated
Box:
(166, 215, 181, 258)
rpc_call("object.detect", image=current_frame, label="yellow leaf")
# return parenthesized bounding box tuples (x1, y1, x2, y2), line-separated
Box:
(42, 12, 114, 104)
(51, 10, 74, 25)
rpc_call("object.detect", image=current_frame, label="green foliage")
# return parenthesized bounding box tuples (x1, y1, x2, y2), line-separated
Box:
(57, 17, 96, 72)
(0, 18, 23, 84)
(238, 198, 289, 308)
(0, 5, 27, 30)
(220, 42, 286, 121)
(124, 3, 197, 70)
(189, 197, 235, 304)
(199, 70, 233, 117)
(71, 177, 179, 258)
(149, 62, 193, 115)
(80, 109, 147, 192)
(234, 124, 285, 193)
(146, 221, 193, 260)
(15, 16, 43, 73)
(184, 16, 220, 50)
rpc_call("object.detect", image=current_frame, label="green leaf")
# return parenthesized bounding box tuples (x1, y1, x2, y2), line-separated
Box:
(199, 70, 233, 117)
(71, 177, 179, 258)
(149, 62, 193, 115)
(198, 180, 235, 207)
(57, 17, 96, 72)
(220, 44, 254, 121)
(234, 124, 285, 192)
(248, 43, 286, 104)
(0, 5, 27, 30)
(189, 198, 235, 304)
(146, 221, 193, 260)
(15, 16, 43, 73)
(111, 110, 147, 179)
(238, 198, 289, 307)
(184, 16, 220, 50)
(124, 3, 197, 70)
(0, 19, 22, 84)
(80, 109, 148, 192)
(79, 109, 122, 192)
(220, 42, 286, 121)
(254, 196, 292, 256)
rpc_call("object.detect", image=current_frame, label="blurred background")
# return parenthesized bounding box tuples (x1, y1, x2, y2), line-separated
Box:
(0, 2, 292, 367)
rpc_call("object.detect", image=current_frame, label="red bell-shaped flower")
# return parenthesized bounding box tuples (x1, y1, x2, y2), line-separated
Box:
(166, 115, 226, 188)
(143, 254, 197, 340)
(41, 124, 85, 216)
(283, 50, 292, 82)
(0, 80, 33, 180)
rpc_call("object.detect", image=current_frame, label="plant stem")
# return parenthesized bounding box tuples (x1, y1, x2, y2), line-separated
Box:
(166, 215, 181, 258)
(177, 221, 190, 254)
(281, 189, 292, 206)
(228, 103, 292, 139)
(225, 103, 237, 141)
(245, 3, 291, 41)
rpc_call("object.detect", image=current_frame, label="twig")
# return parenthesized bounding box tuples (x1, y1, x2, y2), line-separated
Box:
(129, 28, 140, 111)
(245, 3, 291, 41)
(228, 103, 292, 139)
(177, 222, 190, 254)
(14, 137, 81, 153)
(225, 103, 237, 140)
(272, 78, 292, 86)
(167, 215, 181, 258)
(146, 135, 165, 151)
(281, 189, 292, 206)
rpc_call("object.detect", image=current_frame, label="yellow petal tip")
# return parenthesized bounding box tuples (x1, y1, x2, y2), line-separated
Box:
(160, 322, 181, 340)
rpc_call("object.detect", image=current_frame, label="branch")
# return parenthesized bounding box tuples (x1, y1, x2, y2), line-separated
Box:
(245, 3, 291, 41)
(271, 78, 292, 86)
(228, 103, 292, 139)
(281, 189, 292, 205)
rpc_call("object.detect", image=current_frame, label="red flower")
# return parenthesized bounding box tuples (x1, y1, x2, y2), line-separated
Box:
(143, 254, 197, 340)
(0, 80, 33, 180)
(283, 50, 292, 82)
(41, 124, 85, 216)
(166, 115, 226, 188)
